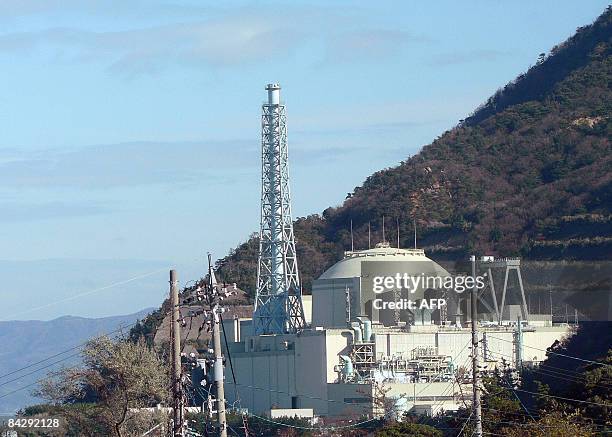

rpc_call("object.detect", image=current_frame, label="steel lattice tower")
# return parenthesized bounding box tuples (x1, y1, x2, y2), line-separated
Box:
(254, 83, 306, 335)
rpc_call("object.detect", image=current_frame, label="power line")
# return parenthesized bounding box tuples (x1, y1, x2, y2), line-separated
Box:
(456, 410, 473, 436)
(219, 313, 238, 403)
(417, 352, 473, 426)
(540, 362, 607, 377)
(481, 416, 604, 431)
(0, 378, 48, 401)
(0, 351, 82, 389)
(242, 410, 378, 431)
(3, 268, 167, 320)
(486, 348, 612, 387)
(506, 386, 612, 408)
(0, 332, 137, 401)
(487, 335, 612, 368)
(414, 339, 471, 398)
(531, 365, 611, 386)
(501, 376, 536, 422)
(480, 406, 611, 429)
(0, 272, 179, 387)
(0, 322, 137, 381)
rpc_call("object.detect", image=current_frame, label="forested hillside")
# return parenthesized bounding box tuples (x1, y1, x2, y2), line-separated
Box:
(217, 8, 612, 298)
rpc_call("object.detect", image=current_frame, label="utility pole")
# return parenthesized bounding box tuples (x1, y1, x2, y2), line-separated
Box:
(183, 255, 235, 437)
(574, 308, 578, 325)
(549, 287, 553, 324)
(208, 255, 228, 437)
(382, 215, 386, 243)
(515, 315, 523, 369)
(170, 270, 184, 437)
(396, 217, 400, 248)
(470, 256, 483, 437)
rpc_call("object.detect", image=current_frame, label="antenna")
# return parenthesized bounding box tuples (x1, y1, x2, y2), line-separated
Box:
(368, 222, 371, 249)
(396, 217, 400, 248)
(382, 216, 386, 243)
(350, 219, 354, 252)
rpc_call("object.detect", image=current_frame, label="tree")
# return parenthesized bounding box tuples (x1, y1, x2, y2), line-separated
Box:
(35, 336, 170, 437)
(374, 422, 442, 437)
(499, 410, 596, 436)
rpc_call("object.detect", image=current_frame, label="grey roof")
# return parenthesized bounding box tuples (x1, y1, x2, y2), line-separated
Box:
(318, 246, 449, 280)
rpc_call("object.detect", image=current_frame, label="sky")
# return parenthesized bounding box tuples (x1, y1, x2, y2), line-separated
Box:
(0, 0, 608, 321)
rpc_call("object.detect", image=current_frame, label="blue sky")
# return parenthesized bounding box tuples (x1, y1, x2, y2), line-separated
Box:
(0, 0, 608, 320)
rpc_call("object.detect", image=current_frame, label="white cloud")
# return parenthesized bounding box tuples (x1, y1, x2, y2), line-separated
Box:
(429, 49, 507, 66)
(0, 140, 256, 189)
(0, 15, 307, 75)
(324, 29, 432, 63)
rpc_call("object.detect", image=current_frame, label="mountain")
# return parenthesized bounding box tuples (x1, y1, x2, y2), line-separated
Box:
(0, 308, 154, 413)
(215, 7, 612, 298)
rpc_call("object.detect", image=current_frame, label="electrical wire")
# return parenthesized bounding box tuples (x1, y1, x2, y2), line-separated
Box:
(480, 406, 611, 429)
(413, 338, 471, 399)
(0, 321, 141, 400)
(0, 322, 137, 381)
(3, 268, 167, 320)
(486, 348, 612, 387)
(180, 313, 195, 354)
(456, 409, 473, 436)
(487, 335, 612, 368)
(0, 351, 82, 389)
(417, 352, 473, 426)
(503, 386, 612, 407)
(243, 411, 378, 431)
(219, 313, 238, 399)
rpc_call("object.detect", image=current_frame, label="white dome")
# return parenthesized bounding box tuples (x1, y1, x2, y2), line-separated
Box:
(312, 245, 451, 327)
(318, 246, 449, 280)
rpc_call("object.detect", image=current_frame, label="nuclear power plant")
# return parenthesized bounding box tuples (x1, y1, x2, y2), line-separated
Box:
(218, 84, 571, 419)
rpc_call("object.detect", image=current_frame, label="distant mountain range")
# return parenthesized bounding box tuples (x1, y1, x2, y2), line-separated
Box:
(0, 308, 154, 414)
(216, 7, 612, 298)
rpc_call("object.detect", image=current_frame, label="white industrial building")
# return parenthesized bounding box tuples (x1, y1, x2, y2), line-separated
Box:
(221, 245, 570, 418)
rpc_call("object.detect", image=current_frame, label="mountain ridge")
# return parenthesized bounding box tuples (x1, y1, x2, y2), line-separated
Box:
(215, 6, 612, 298)
(0, 308, 154, 413)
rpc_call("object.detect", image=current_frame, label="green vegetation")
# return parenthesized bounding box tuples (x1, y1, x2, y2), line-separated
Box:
(27, 336, 170, 437)
(217, 7, 612, 299)
(374, 422, 442, 437)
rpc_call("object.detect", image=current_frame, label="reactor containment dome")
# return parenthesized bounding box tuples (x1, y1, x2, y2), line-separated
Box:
(312, 243, 452, 328)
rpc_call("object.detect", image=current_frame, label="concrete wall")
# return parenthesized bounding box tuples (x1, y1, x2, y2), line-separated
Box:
(523, 327, 571, 362)
(327, 383, 374, 417)
(225, 345, 295, 414)
(326, 381, 467, 418)
(324, 329, 352, 383)
(224, 325, 570, 417)
(225, 330, 331, 416)
(294, 331, 330, 414)
(312, 278, 360, 328)
(221, 318, 253, 343)
(371, 326, 570, 371)
(302, 295, 312, 325)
